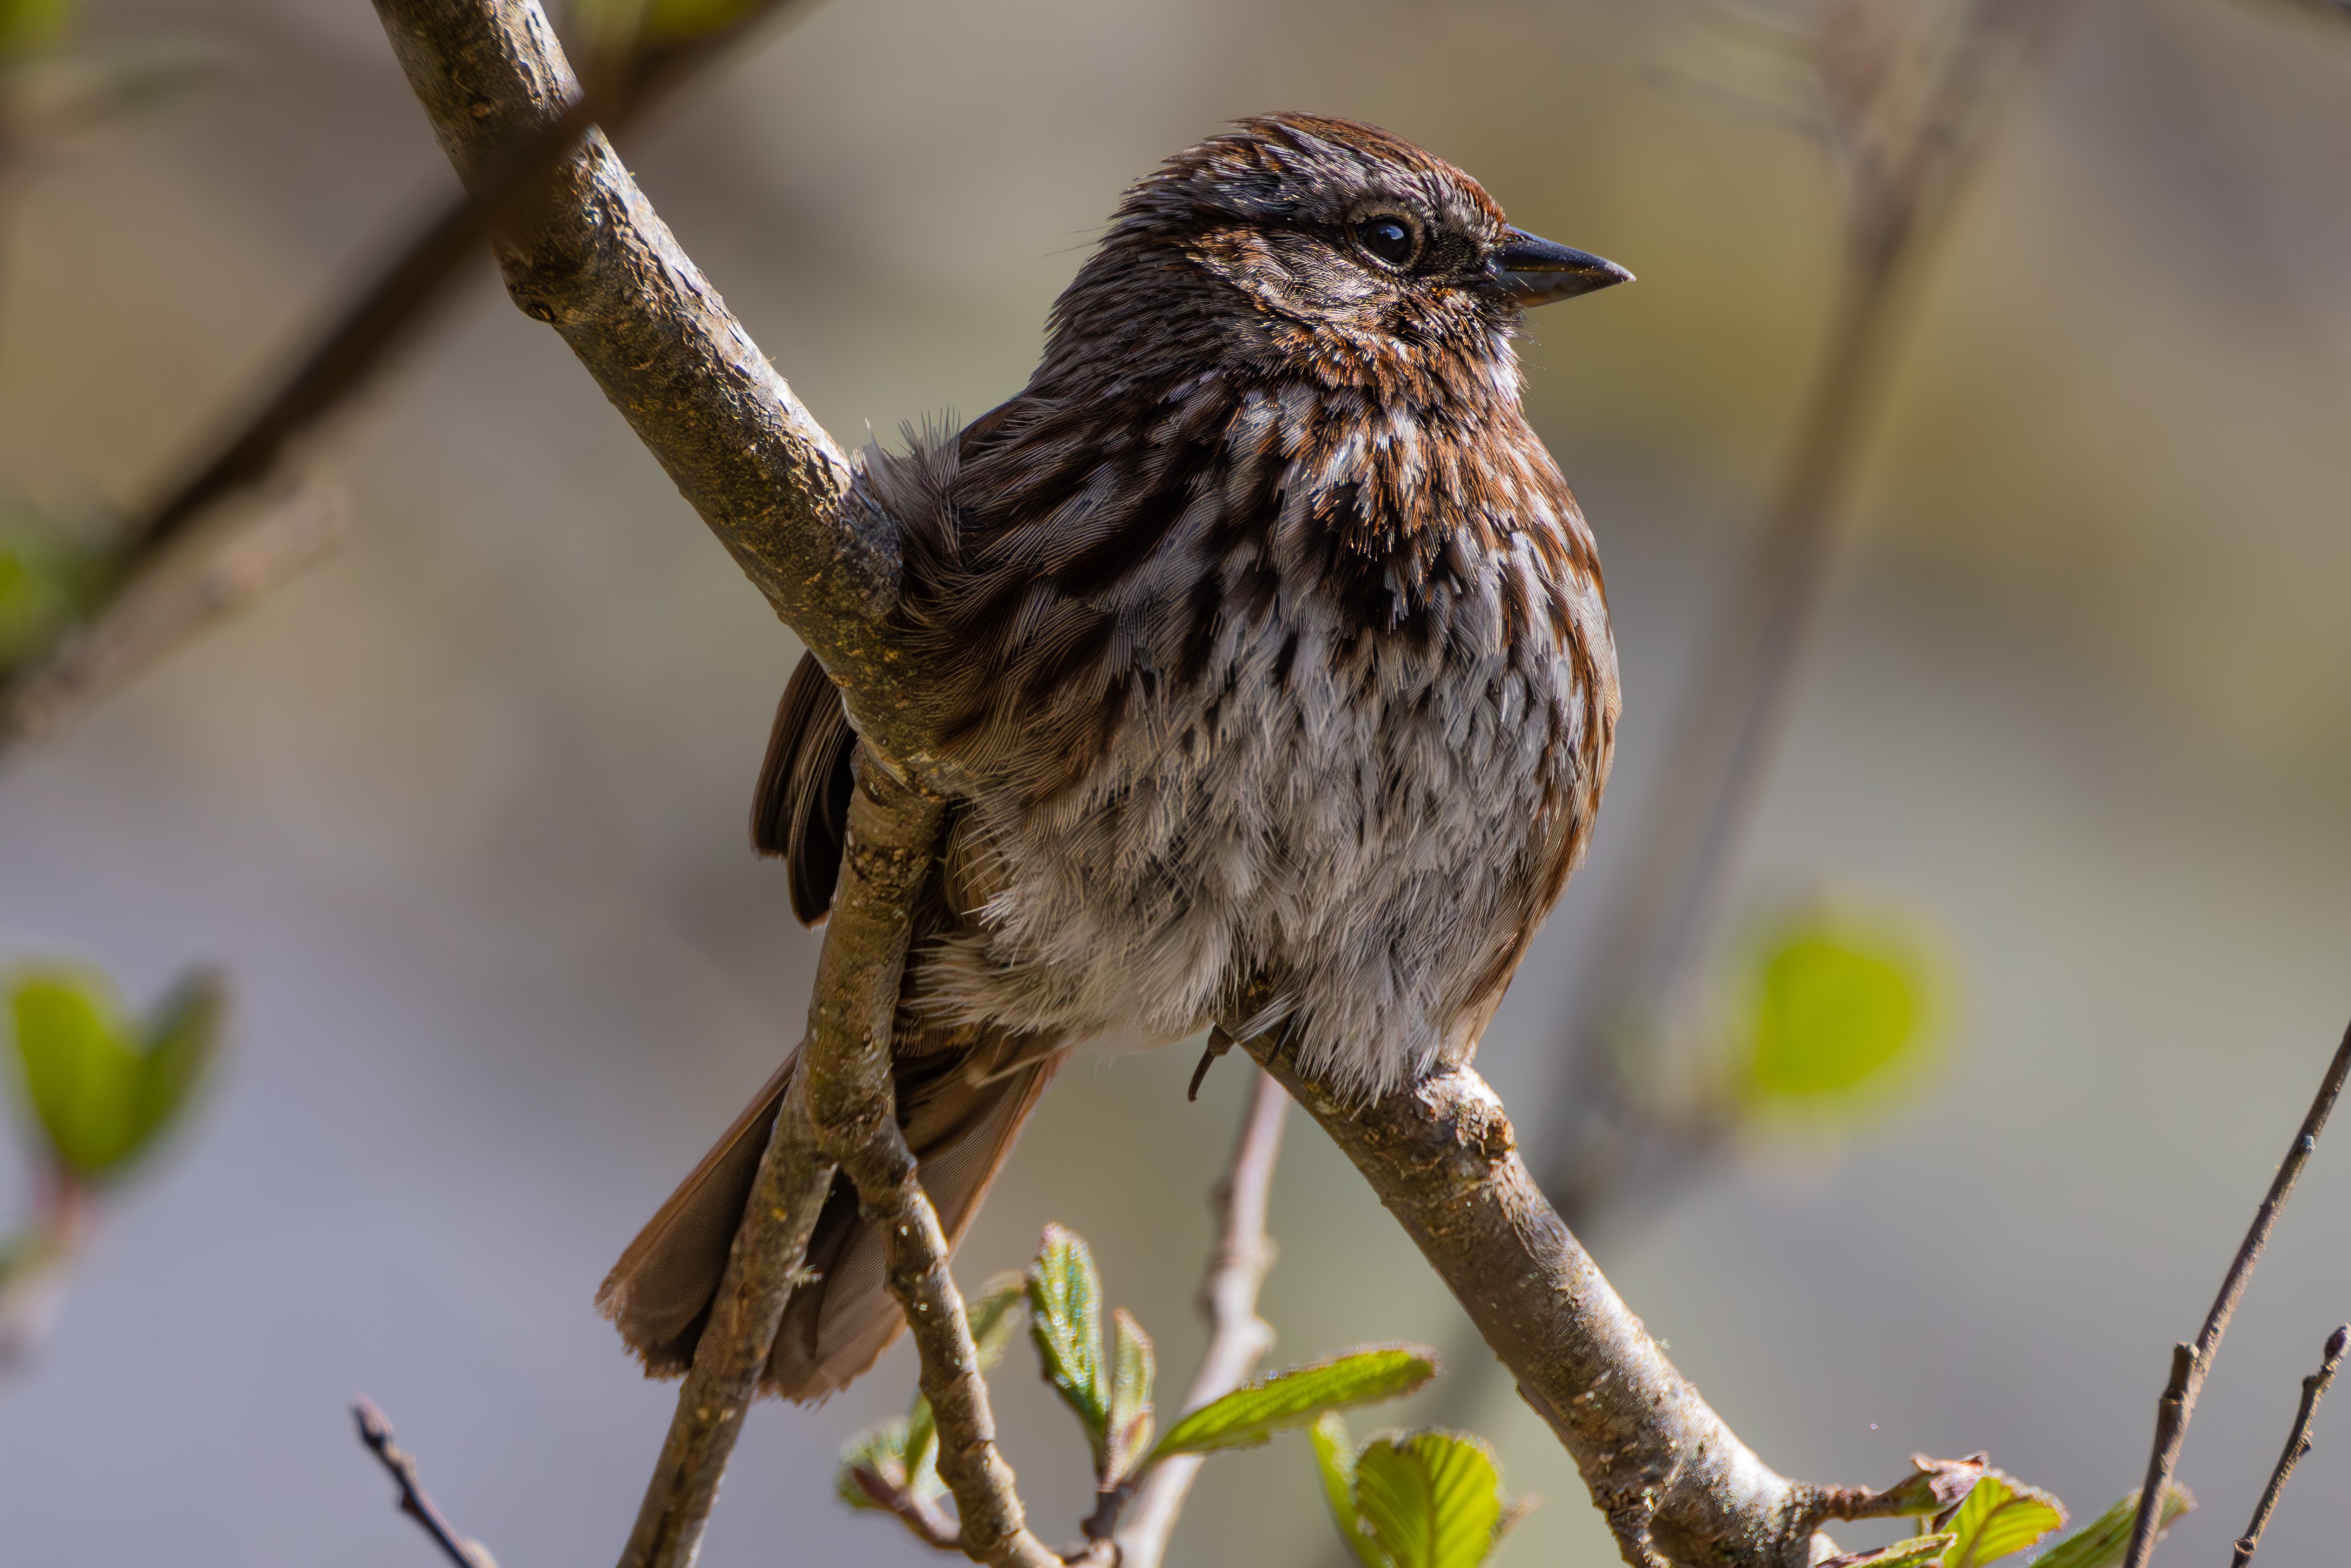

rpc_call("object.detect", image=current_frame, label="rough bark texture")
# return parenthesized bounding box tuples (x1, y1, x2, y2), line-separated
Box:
(802, 763, 1060, 1568)
(370, 0, 962, 781)
(1246, 1035, 1829, 1567)
(615, 1077, 833, 1568)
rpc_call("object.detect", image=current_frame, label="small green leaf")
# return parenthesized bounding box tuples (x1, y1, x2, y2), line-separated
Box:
(1821, 1537, 1958, 1568)
(1354, 1430, 1519, 1568)
(1312, 1414, 1385, 1568)
(0, 508, 107, 669)
(9, 966, 222, 1182)
(837, 1417, 914, 1511)
(0, 0, 72, 58)
(965, 1271, 1028, 1376)
(1870, 1454, 1989, 1519)
(1744, 921, 1923, 1103)
(1103, 1307, 1156, 1485)
(1150, 1344, 1439, 1461)
(1027, 1224, 1108, 1454)
(1940, 1471, 2066, 1567)
(2029, 1487, 2194, 1568)
(900, 1397, 943, 1503)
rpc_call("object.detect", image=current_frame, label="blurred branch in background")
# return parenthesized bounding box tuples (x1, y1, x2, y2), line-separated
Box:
(2120, 1015, 2351, 1568)
(1539, 0, 2086, 1235)
(354, 1396, 501, 1568)
(0, 964, 222, 1377)
(0, 0, 815, 761)
(0, 483, 345, 748)
(1116, 1068, 1287, 1568)
(2227, 1324, 2346, 1568)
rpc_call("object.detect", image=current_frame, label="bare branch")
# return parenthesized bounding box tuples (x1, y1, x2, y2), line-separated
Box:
(2230, 1324, 2347, 1567)
(0, 484, 345, 751)
(1115, 1068, 1289, 1568)
(370, 0, 961, 780)
(353, 1396, 498, 1568)
(616, 1075, 834, 1568)
(2123, 1015, 2351, 1568)
(1245, 1030, 1866, 1568)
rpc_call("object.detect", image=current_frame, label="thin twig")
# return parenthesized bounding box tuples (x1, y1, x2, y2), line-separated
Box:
(1115, 1068, 1289, 1568)
(0, 1174, 91, 1380)
(353, 1396, 498, 1568)
(2231, 1324, 2348, 1566)
(0, 482, 345, 749)
(2121, 1016, 2351, 1568)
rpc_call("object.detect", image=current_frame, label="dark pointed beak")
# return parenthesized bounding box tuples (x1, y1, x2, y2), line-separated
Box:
(1496, 227, 1634, 306)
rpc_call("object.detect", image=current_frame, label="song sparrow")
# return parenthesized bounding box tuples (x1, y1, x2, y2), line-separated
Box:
(600, 113, 1627, 1398)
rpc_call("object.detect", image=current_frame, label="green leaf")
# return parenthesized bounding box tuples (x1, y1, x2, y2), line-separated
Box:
(2029, 1487, 2194, 1568)
(1313, 1414, 1385, 1568)
(1822, 1537, 1958, 1568)
(837, 1417, 915, 1511)
(899, 1397, 944, 1503)
(1354, 1430, 1519, 1568)
(1740, 908, 1931, 1106)
(1103, 1307, 1156, 1485)
(9, 966, 222, 1181)
(1940, 1471, 2066, 1567)
(0, 508, 106, 669)
(0, 0, 72, 57)
(1027, 1223, 1108, 1455)
(965, 1271, 1028, 1376)
(1150, 1344, 1439, 1461)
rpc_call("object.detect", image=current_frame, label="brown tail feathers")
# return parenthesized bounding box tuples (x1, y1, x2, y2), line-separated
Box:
(597, 1028, 1064, 1400)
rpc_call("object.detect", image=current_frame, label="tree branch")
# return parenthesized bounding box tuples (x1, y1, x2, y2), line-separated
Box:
(370, 0, 962, 781)
(354, 1396, 498, 1568)
(1115, 1068, 1289, 1568)
(371, 5, 2023, 1566)
(2123, 1015, 2351, 1568)
(799, 761, 1061, 1568)
(1245, 1031, 1874, 1568)
(616, 1074, 834, 1568)
(2230, 1324, 2347, 1567)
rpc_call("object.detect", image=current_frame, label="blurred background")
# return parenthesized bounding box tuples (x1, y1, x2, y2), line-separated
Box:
(1, 0, 2348, 1562)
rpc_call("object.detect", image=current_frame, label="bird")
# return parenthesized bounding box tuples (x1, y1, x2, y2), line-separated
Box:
(597, 112, 1627, 1400)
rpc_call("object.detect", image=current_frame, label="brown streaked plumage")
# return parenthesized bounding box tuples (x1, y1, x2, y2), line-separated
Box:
(599, 113, 1628, 1400)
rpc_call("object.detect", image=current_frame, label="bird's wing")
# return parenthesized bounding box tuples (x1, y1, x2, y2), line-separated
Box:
(751, 650, 857, 927)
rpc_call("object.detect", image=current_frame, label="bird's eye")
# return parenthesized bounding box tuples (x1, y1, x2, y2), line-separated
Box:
(1354, 216, 1418, 268)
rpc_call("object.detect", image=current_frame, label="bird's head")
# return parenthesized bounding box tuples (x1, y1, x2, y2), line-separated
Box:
(1047, 113, 1630, 389)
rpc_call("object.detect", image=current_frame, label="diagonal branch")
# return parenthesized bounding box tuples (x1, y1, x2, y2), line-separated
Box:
(2230, 1324, 2348, 1567)
(354, 1396, 499, 1568)
(0, 483, 345, 750)
(1245, 1028, 1883, 1568)
(370, 0, 955, 779)
(2121, 1015, 2351, 1568)
(1115, 1067, 1289, 1568)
